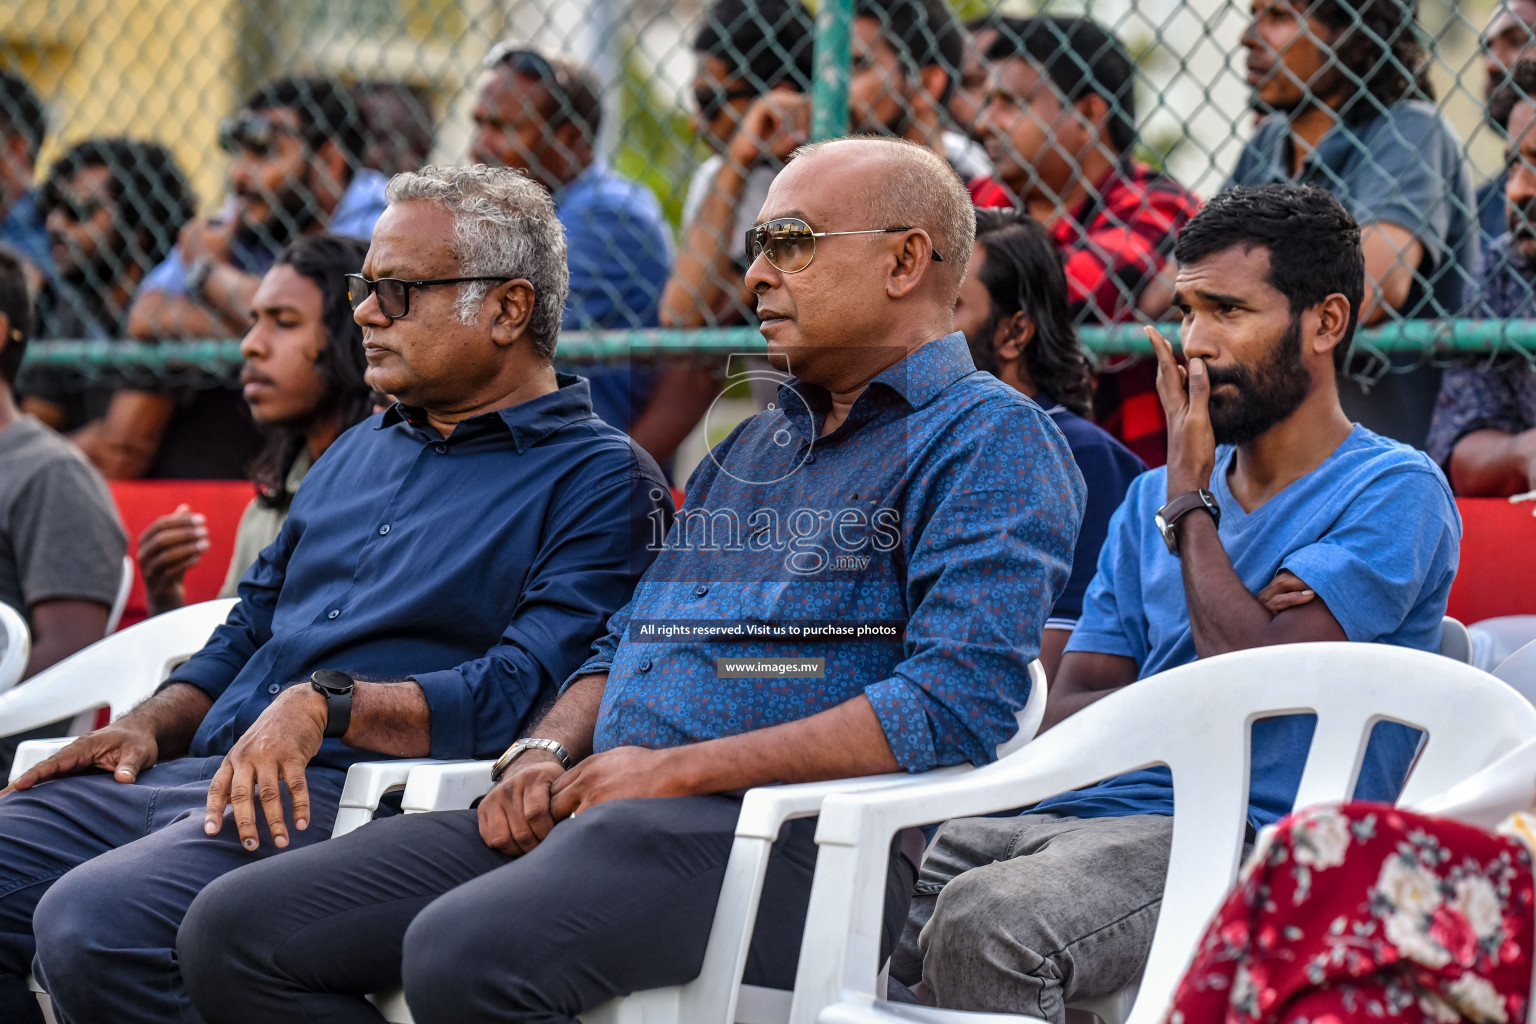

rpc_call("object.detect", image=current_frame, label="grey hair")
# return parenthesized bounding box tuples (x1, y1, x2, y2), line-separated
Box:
(790, 137, 976, 292)
(384, 164, 569, 358)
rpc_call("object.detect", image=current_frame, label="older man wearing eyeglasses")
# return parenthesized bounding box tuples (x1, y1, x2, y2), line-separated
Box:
(174, 136, 1085, 1024)
(0, 164, 671, 1024)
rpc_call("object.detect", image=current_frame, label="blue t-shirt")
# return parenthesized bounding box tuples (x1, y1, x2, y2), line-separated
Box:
(1043, 403, 1146, 626)
(0, 190, 51, 277)
(1041, 425, 1460, 828)
(554, 161, 672, 434)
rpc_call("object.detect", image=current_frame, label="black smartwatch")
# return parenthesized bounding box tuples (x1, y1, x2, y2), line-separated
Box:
(308, 669, 355, 739)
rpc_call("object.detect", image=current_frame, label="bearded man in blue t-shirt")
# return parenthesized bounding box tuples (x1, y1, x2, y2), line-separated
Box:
(893, 183, 1461, 1021)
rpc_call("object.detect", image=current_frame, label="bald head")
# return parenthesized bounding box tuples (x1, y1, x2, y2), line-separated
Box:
(787, 137, 976, 295)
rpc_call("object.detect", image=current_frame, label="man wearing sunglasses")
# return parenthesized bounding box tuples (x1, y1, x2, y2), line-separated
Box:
(104, 78, 389, 482)
(172, 136, 1084, 1024)
(0, 164, 671, 1024)
(470, 45, 673, 458)
(20, 139, 196, 441)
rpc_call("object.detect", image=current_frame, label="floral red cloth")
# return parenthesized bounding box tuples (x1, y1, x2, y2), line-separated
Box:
(1166, 803, 1535, 1024)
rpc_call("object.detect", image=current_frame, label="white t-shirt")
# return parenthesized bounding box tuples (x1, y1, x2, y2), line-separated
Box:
(681, 157, 779, 257)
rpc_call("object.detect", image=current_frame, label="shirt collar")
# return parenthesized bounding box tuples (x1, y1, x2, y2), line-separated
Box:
(378, 373, 598, 453)
(335, 167, 389, 220)
(553, 160, 609, 205)
(775, 332, 978, 439)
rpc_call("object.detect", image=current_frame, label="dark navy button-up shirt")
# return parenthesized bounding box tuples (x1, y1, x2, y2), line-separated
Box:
(572, 333, 1086, 772)
(171, 376, 671, 770)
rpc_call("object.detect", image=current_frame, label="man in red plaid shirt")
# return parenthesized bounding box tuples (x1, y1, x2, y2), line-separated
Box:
(977, 16, 1201, 463)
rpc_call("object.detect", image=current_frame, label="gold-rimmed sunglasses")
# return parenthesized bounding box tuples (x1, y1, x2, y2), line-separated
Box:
(745, 217, 944, 274)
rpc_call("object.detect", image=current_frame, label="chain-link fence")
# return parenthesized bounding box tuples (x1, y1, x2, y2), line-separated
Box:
(1, 0, 1534, 463)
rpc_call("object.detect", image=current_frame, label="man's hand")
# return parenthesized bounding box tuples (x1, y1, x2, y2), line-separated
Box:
(549, 746, 696, 820)
(139, 504, 209, 615)
(1256, 570, 1316, 615)
(1148, 325, 1215, 498)
(179, 216, 234, 266)
(0, 719, 162, 797)
(726, 89, 811, 171)
(477, 751, 567, 855)
(204, 684, 326, 851)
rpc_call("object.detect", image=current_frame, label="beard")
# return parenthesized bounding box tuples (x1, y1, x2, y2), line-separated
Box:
(235, 165, 325, 250)
(1509, 198, 1536, 263)
(1204, 315, 1312, 446)
(964, 309, 1002, 374)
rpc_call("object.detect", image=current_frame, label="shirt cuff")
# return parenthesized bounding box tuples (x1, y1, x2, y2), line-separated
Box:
(159, 659, 239, 702)
(562, 654, 612, 693)
(411, 667, 477, 760)
(864, 677, 939, 773)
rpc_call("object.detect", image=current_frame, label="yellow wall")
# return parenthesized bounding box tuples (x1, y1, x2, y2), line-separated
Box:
(1, 0, 244, 209)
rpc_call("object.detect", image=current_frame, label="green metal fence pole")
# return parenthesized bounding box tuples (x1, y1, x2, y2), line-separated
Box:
(21, 323, 1536, 378)
(810, 0, 853, 140)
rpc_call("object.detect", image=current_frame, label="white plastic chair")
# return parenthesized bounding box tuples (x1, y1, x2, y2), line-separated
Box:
(0, 599, 238, 764)
(361, 661, 1051, 1024)
(0, 602, 31, 697)
(789, 642, 1536, 1024)
(1494, 638, 1536, 708)
(106, 555, 134, 635)
(1439, 615, 1473, 664)
(1470, 616, 1536, 673)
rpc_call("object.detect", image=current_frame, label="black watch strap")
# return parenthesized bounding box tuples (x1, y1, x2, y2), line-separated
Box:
(309, 670, 354, 739)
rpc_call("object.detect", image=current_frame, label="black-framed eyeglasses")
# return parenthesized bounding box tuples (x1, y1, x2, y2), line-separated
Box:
(693, 83, 758, 121)
(745, 217, 944, 274)
(218, 112, 305, 157)
(346, 274, 512, 320)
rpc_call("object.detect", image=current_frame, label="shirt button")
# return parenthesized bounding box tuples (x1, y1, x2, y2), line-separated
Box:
(694, 584, 709, 597)
(803, 453, 816, 464)
(638, 659, 652, 672)
(327, 609, 340, 620)
(378, 524, 391, 536)
(433, 443, 448, 454)
(267, 682, 281, 695)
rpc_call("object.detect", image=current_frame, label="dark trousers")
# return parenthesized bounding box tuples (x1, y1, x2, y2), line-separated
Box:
(180, 794, 915, 1024)
(0, 755, 346, 1024)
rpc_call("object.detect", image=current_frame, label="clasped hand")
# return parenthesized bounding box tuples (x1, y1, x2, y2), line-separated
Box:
(476, 745, 692, 856)
(203, 684, 327, 851)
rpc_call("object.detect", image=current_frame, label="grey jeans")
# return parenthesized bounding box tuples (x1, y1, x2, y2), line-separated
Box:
(890, 813, 1175, 1023)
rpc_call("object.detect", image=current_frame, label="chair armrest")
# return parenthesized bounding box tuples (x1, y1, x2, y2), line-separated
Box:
(400, 760, 497, 813)
(334, 759, 450, 838)
(8, 738, 74, 784)
(734, 768, 967, 840)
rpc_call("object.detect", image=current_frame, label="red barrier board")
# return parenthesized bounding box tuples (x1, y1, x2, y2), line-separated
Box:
(108, 480, 255, 630)
(1448, 498, 1536, 624)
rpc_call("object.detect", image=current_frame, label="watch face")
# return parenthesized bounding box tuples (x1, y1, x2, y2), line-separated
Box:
(310, 669, 353, 693)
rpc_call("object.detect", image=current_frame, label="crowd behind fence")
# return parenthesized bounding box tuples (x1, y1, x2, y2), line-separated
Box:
(4, 0, 1536, 472)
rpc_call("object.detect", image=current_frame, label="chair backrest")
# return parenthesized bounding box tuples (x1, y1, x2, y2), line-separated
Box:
(106, 555, 134, 635)
(0, 602, 30, 697)
(1470, 616, 1536, 673)
(801, 643, 1536, 1024)
(0, 599, 237, 738)
(1493, 639, 1536, 712)
(1439, 615, 1473, 664)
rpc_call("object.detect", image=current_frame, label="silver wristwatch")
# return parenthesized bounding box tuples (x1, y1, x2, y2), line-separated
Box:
(491, 737, 573, 781)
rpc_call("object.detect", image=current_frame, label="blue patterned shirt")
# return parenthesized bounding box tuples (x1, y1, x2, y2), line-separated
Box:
(1425, 233, 1536, 469)
(571, 333, 1086, 772)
